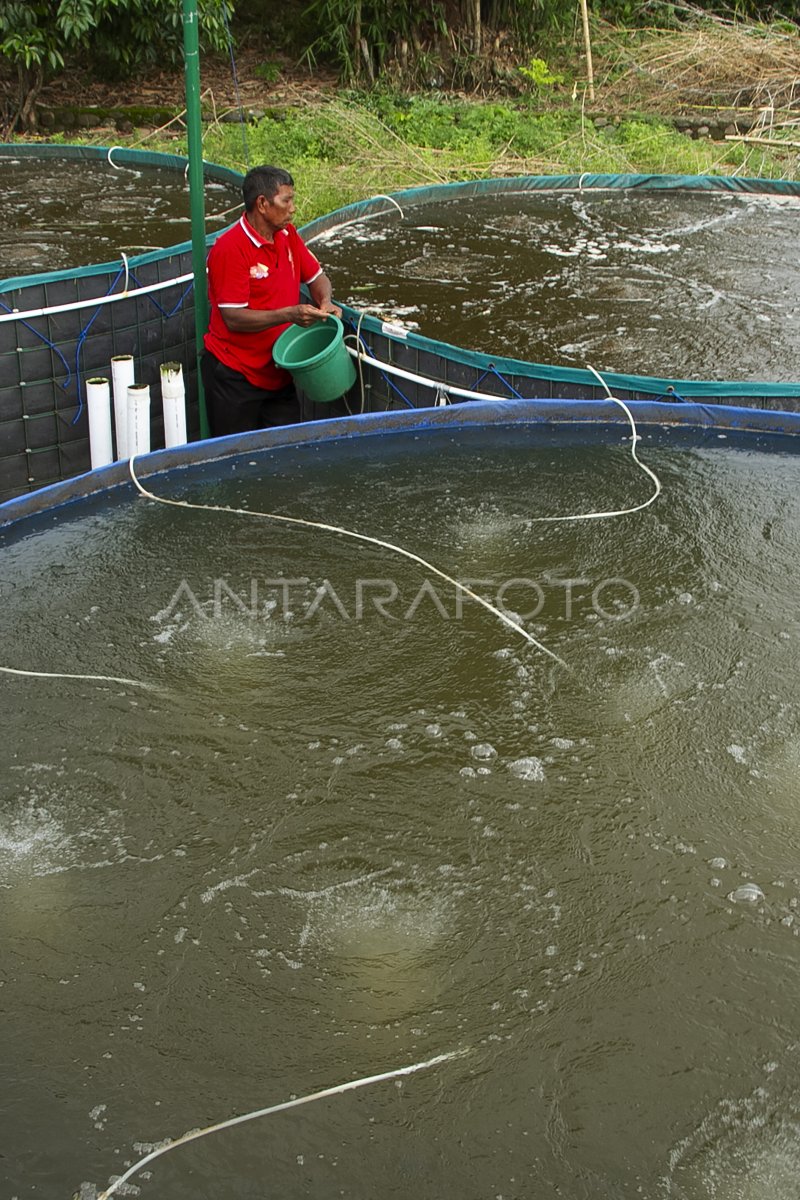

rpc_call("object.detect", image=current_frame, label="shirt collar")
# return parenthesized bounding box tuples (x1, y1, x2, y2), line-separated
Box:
(239, 214, 266, 247)
(239, 214, 291, 247)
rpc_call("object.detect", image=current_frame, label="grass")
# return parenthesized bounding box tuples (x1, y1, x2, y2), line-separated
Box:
(41, 93, 792, 225)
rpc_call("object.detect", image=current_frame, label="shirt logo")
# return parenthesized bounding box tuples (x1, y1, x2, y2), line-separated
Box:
(250, 263, 270, 279)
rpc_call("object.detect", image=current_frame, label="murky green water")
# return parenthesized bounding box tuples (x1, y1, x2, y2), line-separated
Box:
(2, 426, 800, 1198)
(313, 190, 800, 383)
(0, 160, 241, 277)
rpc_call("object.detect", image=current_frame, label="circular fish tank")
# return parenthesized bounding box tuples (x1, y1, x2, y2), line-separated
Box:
(301, 175, 800, 419)
(2, 403, 800, 1199)
(312, 182, 800, 383)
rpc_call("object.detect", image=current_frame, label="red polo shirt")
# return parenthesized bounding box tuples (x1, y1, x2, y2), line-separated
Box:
(204, 214, 323, 391)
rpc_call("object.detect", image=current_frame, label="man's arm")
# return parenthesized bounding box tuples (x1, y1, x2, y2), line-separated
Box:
(220, 303, 329, 333)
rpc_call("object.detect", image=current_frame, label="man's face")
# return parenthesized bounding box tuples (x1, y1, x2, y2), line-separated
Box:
(260, 184, 295, 231)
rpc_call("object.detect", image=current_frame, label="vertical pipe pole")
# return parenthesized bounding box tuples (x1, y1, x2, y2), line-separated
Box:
(161, 361, 188, 447)
(127, 384, 152, 457)
(86, 377, 114, 469)
(183, 0, 210, 439)
(111, 354, 136, 459)
(579, 0, 596, 104)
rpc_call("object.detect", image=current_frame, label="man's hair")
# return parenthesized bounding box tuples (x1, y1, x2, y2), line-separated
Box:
(242, 166, 294, 211)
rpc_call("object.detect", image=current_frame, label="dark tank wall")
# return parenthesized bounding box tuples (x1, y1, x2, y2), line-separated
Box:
(0, 246, 201, 501)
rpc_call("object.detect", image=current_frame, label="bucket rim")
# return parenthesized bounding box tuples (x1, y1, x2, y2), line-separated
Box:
(273, 315, 344, 372)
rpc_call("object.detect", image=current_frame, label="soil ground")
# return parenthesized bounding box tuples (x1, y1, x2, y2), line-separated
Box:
(1, 49, 340, 122)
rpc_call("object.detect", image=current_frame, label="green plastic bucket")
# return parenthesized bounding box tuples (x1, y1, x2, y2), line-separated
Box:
(272, 316, 356, 404)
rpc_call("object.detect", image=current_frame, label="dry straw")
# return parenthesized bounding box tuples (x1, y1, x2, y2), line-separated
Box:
(601, 9, 800, 115)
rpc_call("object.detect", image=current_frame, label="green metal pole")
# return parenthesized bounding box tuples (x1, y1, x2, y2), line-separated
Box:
(183, 0, 210, 438)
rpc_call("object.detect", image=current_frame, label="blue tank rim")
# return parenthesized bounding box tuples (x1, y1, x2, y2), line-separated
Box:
(3, 398, 800, 530)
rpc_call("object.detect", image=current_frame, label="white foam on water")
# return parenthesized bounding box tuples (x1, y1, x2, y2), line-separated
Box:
(0, 798, 72, 873)
(663, 1082, 800, 1199)
(311, 222, 394, 247)
(614, 238, 680, 254)
(182, 611, 294, 656)
(0, 781, 131, 882)
(758, 738, 800, 794)
(729, 883, 766, 905)
(452, 506, 524, 546)
(298, 878, 451, 962)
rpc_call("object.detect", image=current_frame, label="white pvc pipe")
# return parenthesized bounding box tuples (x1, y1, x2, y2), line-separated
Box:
(0, 272, 195, 324)
(127, 383, 151, 457)
(86, 377, 114, 469)
(345, 344, 514, 402)
(160, 361, 187, 447)
(111, 355, 136, 459)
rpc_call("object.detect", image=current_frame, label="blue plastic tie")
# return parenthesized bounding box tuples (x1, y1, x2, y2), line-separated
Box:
(0, 297, 73, 392)
(72, 267, 126, 423)
(128, 270, 194, 319)
(347, 321, 416, 410)
(472, 363, 525, 400)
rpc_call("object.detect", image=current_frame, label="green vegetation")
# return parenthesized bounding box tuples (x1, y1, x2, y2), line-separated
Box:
(91, 95, 793, 224)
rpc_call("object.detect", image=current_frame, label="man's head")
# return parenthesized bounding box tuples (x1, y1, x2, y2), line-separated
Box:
(242, 166, 294, 211)
(242, 166, 296, 239)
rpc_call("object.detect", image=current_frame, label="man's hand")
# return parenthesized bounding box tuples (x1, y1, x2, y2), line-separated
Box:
(292, 304, 333, 328)
(319, 299, 343, 319)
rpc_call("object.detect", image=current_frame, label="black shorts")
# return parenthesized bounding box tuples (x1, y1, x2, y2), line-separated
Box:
(201, 351, 301, 437)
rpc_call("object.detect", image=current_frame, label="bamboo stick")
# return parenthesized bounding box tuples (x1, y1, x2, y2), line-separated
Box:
(579, 0, 596, 103)
(725, 133, 800, 149)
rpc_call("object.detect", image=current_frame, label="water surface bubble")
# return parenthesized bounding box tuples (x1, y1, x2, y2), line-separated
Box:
(727, 744, 748, 765)
(729, 883, 765, 904)
(507, 757, 546, 782)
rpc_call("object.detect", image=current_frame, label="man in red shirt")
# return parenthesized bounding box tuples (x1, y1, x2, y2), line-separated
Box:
(202, 165, 341, 436)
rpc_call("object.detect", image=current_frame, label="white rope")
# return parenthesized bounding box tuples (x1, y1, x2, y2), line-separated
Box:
(106, 146, 125, 170)
(342, 332, 660, 518)
(96, 1048, 468, 1200)
(120, 252, 130, 295)
(305, 194, 405, 244)
(0, 665, 155, 690)
(368, 193, 405, 218)
(342, 341, 620, 408)
(523, 363, 661, 522)
(128, 459, 567, 666)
